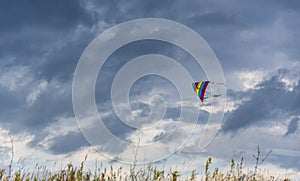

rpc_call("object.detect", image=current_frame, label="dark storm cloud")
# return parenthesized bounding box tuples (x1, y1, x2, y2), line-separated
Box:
(0, 84, 73, 134)
(0, 85, 23, 114)
(2, 0, 300, 79)
(48, 131, 89, 154)
(0, 0, 299, 161)
(179, 0, 300, 72)
(284, 117, 299, 136)
(0, 0, 96, 142)
(0, 0, 91, 32)
(95, 40, 178, 102)
(0, 0, 95, 82)
(108, 0, 300, 73)
(222, 68, 300, 132)
(1, 28, 93, 82)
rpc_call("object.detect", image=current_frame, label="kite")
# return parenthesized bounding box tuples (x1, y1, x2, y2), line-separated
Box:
(192, 81, 225, 102)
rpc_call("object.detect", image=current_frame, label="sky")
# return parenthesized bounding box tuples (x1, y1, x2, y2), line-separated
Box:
(0, 0, 300, 179)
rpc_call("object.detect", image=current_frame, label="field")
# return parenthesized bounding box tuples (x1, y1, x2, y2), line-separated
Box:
(0, 149, 291, 181)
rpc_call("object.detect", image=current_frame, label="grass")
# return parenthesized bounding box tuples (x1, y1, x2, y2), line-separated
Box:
(0, 154, 292, 181)
(0, 140, 292, 181)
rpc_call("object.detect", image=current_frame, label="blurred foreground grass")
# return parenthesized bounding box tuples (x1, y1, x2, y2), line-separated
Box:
(0, 156, 291, 181)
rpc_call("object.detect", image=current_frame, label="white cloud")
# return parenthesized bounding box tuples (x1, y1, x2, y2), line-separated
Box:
(0, 129, 12, 167)
(277, 64, 300, 91)
(206, 123, 300, 172)
(0, 66, 33, 91)
(236, 70, 267, 90)
(26, 80, 48, 105)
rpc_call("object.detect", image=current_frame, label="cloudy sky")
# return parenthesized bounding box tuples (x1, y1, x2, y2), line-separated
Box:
(1, 0, 300, 178)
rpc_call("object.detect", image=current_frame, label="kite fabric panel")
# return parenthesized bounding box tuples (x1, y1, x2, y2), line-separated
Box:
(192, 81, 224, 102)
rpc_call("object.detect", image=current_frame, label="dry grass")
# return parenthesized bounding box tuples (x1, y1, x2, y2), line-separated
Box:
(0, 156, 291, 181)
(0, 140, 291, 181)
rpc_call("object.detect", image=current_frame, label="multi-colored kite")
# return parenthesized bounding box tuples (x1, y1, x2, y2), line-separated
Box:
(192, 81, 225, 102)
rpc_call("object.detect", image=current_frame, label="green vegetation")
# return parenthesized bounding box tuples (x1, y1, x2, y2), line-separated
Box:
(0, 144, 291, 180)
(0, 157, 291, 181)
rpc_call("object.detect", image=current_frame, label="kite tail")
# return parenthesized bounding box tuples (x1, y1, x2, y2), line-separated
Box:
(204, 94, 222, 100)
(210, 82, 226, 86)
(210, 82, 227, 87)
